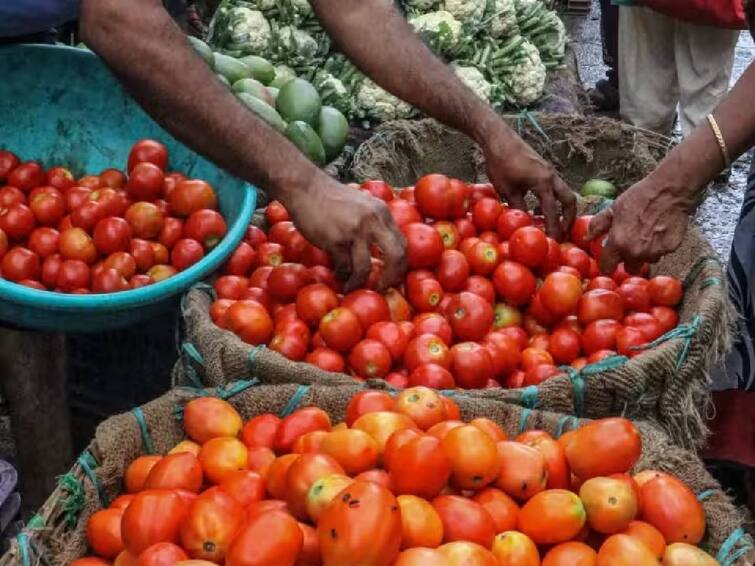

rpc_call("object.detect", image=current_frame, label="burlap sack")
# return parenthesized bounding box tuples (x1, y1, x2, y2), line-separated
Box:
(2, 380, 751, 566)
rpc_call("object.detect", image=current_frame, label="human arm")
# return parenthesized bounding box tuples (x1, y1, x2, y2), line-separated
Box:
(587, 62, 755, 273)
(310, 0, 576, 239)
(78, 0, 405, 290)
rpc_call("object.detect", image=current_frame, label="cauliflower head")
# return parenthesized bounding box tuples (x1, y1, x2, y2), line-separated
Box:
(356, 79, 413, 122)
(289, 0, 313, 17)
(313, 70, 354, 116)
(496, 39, 546, 107)
(244, 0, 277, 12)
(225, 8, 272, 55)
(408, 11, 463, 55)
(486, 0, 519, 39)
(273, 25, 319, 61)
(402, 0, 441, 11)
(442, 0, 486, 25)
(452, 63, 491, 102)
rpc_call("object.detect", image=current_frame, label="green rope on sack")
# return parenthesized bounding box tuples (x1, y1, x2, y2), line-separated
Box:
(518, 408, 532, 435)
(26, 515, 44, 529)
(581, 355, 629, 374)
(636, 315, 702, 369)
(515, 109, 551, 142)
(717, 527, 754, 566)
(58, 473, 85, 527)
(519, 386, 540, 409)
(182, 342, 206, 367)
(701, 277, 722, 289)
(131, 407, 155, 455)
(247, 345, 265, 372)
(595, 198, 614, 213)
(555, 415, 579, 438)
(180, 342, 205, 388)
(174, 379, 259, 420)
(560, 366, 585, 417)
(683, 256, 720, 289)
(17, 532, 31, 566)
(78, 450, 109, 508)
(697, 489, 716, 502)
(280, 385, 311, 417)
(217, 379, 259, 400)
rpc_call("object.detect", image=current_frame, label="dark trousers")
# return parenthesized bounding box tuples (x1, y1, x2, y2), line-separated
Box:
(600, 0, 620, 88)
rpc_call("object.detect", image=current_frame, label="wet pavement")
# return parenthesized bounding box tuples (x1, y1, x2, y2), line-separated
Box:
(565, 1, 755, 259)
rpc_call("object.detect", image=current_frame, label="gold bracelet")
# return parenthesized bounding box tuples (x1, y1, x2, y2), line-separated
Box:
(707, 114, 731, 168)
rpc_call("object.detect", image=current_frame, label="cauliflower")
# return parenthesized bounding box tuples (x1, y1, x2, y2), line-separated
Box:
(527, 10, 567, 66)
(313, 70, 355, 116)
(221, 7, 272, 55)
(408, 11, 463, 56)
(401, 0, 441, 12)
(289, 0, 313, 18)
(243, 0, 277, 11)
(452, 63, 492, 102)
(356, 79, 413, 122)
(495, 39, 546, 107)
(485, 0, 519, 39)
(443, 0, 486, 25)
(272, 25, 319, 61)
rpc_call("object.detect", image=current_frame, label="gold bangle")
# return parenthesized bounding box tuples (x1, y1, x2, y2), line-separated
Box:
(707, 114, 731, 169)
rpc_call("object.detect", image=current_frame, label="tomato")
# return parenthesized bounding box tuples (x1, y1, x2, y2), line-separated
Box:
(639, 473, 705, 544)
(587, 276, 618, 291)
(0, 203, 35, 240)
(461, 241, 497, 276)
(238, 415, 280, 453)
(121, 489, 186, 555)
(0, 186, 25, 210)
(319, 307, 363, 351)
(29, 191, 65, 226)
(440, 424, 500, 490)
(579, 476, 638, 534)
(446, 179, 470, 219)
(352, 412, 417, 459)
(581, 319, 622, 355)
(129, 274, 153, 288)
(274, 407, 332, 454)
(345, 391, 395, 426)
(302, 348, 343, 373)
(284, 452, 344, 520)
(90, 218, 131, 257)
(262, 200, 288, 225)
(650, 305, 678, 333)
(647, 275, 683, 306)
(507, 227, 546, 269)
(404, 364, 451, 390)
(128, 139, 168, 171)
(577, 289, 624, 324)
(226, 509, 303, 566)
(402, 222, 444, 268)
(341, 289, 391, 330)
(0, 151, 20, 182)
(404, 333, 451, 370)
(86, 507, 124, 558)
(223, 300, 273, 345)
(317, 429, 377, 477)
(198, 437, 248, 484)
(363, 322, 408, 361)
(387, 199, 422, 227)
(8, 161, 45, 191)
(619, 520, 665, 558)
(432, 495, 496, 547)
(447, 342, 492, 388)
(1, 246, 39, 282)
(435, 249, 468, 293)
(124, 455, 162, 494)
(415, 174, 455, 220)
(179, 211, 225, 252)
(491, 261, 535, 306)
(481, 333, 520, 379)
(444, 291, 492, 342)
(596, 534, 658, 566)
(563, 418, 641, 479)
(396, 495, 443, 550)
(383, 429, 423, 470)
(24, 227, 58, 259)
(110, 494, 135, 512)
(349, 339, 393, 378)
(393, 386, 443, 430)
(289, 286, 334, 329)
(518, 489, 586, 544)
(167, 180, 217, 218)
(513, 431, 569, 491)
(547, 327, 581, 364)
(438, 541, 498, 566)
(142, 451, 202, 493)
(137, 543, 188, 566)
(253, 242, 282, 269)
(123, 202, 163, 240)
(262, 455, 300, 500)
(169, 238, 203, 271)
(663, 543, 718, 566)
(183, 397, 243, 443)
(387, 434, 449, 500)
(492, 441, 547, 500)
(410, 313, 450, 346)
(472, 198, 503, 231)
(433, 221, 461, 250)
(358, 180, 394, 202)
(177, 488, 243, 562)
(615, 326, 647, 357)
(537, 272, 582, 320)
(519, 346, 552, 370)
(125, 162, 163, 201)
(542, 541, 597, 566)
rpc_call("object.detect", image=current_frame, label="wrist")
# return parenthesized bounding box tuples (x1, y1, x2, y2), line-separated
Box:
(265, 154, 321, 208)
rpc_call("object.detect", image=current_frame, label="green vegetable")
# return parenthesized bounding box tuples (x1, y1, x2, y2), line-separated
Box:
(239, 55, 276, 85)
(317, 106, 349, 161)
(276, 78, 322, 126)
(213, 53, 252, 83)
(233, 78, 275, 106)
(237, 92, 287, 132)
(286, 121, 327, 165)
(580, 179, 617, 199)
(267, 86, 280, 102)
(216, 73, 232, 87)
(188, 36, 215, 67)
(269, 65, 297, 89)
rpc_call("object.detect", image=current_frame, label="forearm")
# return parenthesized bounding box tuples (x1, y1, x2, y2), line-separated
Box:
(79, 0, 322, 206)
(310, 0, 510, 148)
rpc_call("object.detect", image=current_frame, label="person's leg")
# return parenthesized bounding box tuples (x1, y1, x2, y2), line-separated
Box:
(675, 23, 739, 136)
(618, 6, 678, 134)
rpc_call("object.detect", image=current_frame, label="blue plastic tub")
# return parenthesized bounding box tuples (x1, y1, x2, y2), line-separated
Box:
(0, 45, 256, 332)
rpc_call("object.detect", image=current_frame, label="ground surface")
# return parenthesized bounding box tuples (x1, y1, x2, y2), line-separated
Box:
(566, 1, 755, 260)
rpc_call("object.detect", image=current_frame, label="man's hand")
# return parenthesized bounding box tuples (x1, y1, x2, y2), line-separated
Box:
(585, 172, 697, 274)
(283, 174, 407, 292)
(482, 130, 576, 240)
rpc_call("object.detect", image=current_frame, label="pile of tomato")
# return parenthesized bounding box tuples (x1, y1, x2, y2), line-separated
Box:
(0, 140, 227, 293)
(74, 387, 716, 566)
(210, 175, 684, 389)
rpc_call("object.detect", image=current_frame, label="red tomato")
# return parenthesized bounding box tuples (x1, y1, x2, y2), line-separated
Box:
(447, 291, 494, 341)
(570, 216, 594, 249)
(462, 275, 496, 304)
(59, 227, 97, 264)
(390, 435, 451, 499)
(509, 226, 548, 267)
(342, 289, 391, 330)
(450, 342, 495, 388)
(294, 283, 337, 327)
(128, 139, 168, 171)
(587, 276, 618, 291)
(361, 180, 395, 202)
(92, 268, 129, 293)
(446, 179, 471, 219)
(436, 249, 469, 292)
(305, 347, 346, 373)
(274, 407, 331, 454)
(407, 277, 443, 312)
(27, 227, 59, 258)
(639, 474, 705, 544)
(0, 203, 35, 240)
(472, 198, 503, 231)
(549, 327, 582, 364)
(578, 289, 624, 324)
(92, 217, 131, 255)
(244, 225, 267, 247)
(265, 200, 290, 225)
(171, 238, 204, 271)
(623, 312, 663, 341)
(8, 161, 45, 191)
(647, 276, 683, 306)
(345, 391, 396, 426)
(402, 222, 444, 268)
(484, 332, 522, 377)
(227, 509, 303, 566)
(387, 199, 422, 227)
(618, 281, 651, 312)
(465, 241, 499, 276)
(29, 191, 65, 226)
(184, 209, 227, 250)
(349, 339, 393, 378)
(249, 265, 273, 289)
(267, 262, 312, 302)
(319, 307, 363, 352)
(454, 217, 477, 240)
(125, 202, 164, 239)
(367, 321, 410, 360)
(0, 151, 20, 183)
(121, 489, 186, 555)
(412, 312, 453, 345)
(469, 182, 497, 202)
(432, 495, 496, 547)
(169, 179, 217, 217)
(538, 272, 583, 319)
(615, 326, 647, 357)
(221, 241, 254, 275)
(458, 237, 480, 257)
(581, 319, 622, 355)
(415, 174, 455, 219)
(0, 186, 25, 208)
(98, 168, 127, 189)
(86, 507, 124, 559)
(497, 209, 533, 240)
(404, 333, 451, 370)
(433, 221, 460, 251)
(650, 306, 678, 332)
(126, 162, 164, 201)
(561, 245, 591, 278)
(224, 300, 273, 345)
(493, 261, 536, 306)
(612, 262, 649, 283)
(409, 363, 455, 388)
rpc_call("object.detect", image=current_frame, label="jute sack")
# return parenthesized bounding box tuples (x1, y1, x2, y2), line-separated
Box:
(1, 380, 751, 566)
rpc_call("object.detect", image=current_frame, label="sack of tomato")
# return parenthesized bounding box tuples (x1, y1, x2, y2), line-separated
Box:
(2, 382, 751, 565)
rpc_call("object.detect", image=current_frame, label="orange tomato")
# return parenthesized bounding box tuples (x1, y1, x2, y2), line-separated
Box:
(633, 469, 671, 488)
(274, 407, 332, 454)
(306, 473, 354, 522)
(395, 386, 446, 430)
(317, 481, 402, 566)
(319, 428, 379, 475)
(70, 559, 110, 566)
(390, 435, 451, 499)
(580, 476, 638, 534)
(121, 489, 186, 555)
(240, 413, 281, 449)
(663, 543, 719, 566)
(111, 494, 135, 511)
(144, 452, 203, 493)
(518, 489, 586, 545)
(619, 520, 666, 558)
(441, 425, 500, 490)
(180, 487, 244, 562)
(608, 473, 642, 515)
(470, 418, 508, 442)
(198, 437, 248, 484)
(441, 397, 461, 420)
(137, 542, 188, 566)
(345, 390, 396, 426)
(114, 550, 138, 566)
(395, 548, 450, 565)
(297, 522, 320, 566)
(226, 510, 303, 566)
(86, 508, 124, 559)
(432, 495, 496, 548)
(563, 418, 641, 480)
(437, 541, 498, 566)
(353, 468, 391, 489)
(516, 430, 571, 490)
(490, 531, 540, 566)
(183, 397, 243, 443)
(542, 541, 597, 566)
(639, 473, 705, 544)
(384, 428, 423, 470)
(495, 441, 548, 500)
(168, 440, 201, 457)
(427, 420, 464, 441)
(285, 452, 344, 520)
(246, 499, 288, 521)
(596, 534, 658, 566)
(472, 488, 519, 533)
(292, 430, 329, 454)
(352, 411, 418, 460)
(219, 470, 265, 508)
(247, 446, 275, 478)
(397, 494, 444, 549)
(124, 456, 162, 494)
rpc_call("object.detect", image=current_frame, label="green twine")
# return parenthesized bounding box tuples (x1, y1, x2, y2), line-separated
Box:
(182, 342, 205, 366)
(683, 256, 720, 289)
(717, 527, 754, 566)
(518, 408, 532, 435)
(26, 515, 44, 529)
(581, 355, 629, 374)
(279, 385, 311, 417)
(247, 345, 264, 372)
(174, 379, 259, 420)
(78, 450, 109, 508)
(515, 109, 551, 142)
(637, 315, 701, 369)
(519, 386, 540, 409)
(595, 197, 614, 213)
(697, 489, 716, 502)
(560, 366, 585, 417)
(17, 532, 30, 566)
(58, 473, 85, 527)
(701, 277, 722, 289)
(217, 378, 259, 400)
(131, 407, 155, 455)
(555, 415, 579, 438)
